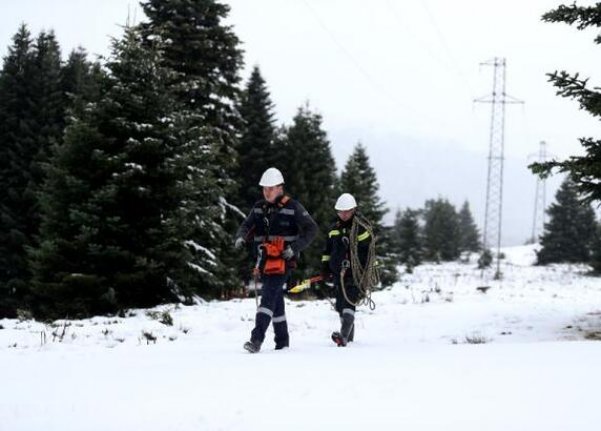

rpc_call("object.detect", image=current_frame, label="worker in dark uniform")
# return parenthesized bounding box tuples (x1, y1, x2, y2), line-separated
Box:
(234, 167, 317, 353)
(321, 193, 374, 347)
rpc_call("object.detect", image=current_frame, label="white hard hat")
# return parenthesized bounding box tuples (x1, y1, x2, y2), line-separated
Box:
(335, 193, 357, 211)
(259, 167, 285, 187)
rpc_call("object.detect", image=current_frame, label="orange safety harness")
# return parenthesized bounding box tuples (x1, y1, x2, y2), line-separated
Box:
(253, 195, 291, 277)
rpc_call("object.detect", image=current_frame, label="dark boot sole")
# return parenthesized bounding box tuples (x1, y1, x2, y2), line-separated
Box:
(331, 332, 347, 347)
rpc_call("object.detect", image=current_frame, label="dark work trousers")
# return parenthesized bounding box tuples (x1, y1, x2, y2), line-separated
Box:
(335, 278, 360, 342)
(251, 273, 289, 348)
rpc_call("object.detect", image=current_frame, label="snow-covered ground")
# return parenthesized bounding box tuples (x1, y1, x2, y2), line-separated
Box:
(2, 245, 601, 430)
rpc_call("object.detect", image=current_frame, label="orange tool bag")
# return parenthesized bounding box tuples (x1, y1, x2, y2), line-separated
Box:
(262, 236, 286, 275)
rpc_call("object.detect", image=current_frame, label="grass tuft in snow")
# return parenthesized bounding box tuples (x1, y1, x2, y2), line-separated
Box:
(584, 331, 601, 341)
(141, 331, 157, 344)
(16, 308, 33, 322)
(452, 333, 490, 344)
(146, 310, 174, 326)
(464, 333, 490, 344)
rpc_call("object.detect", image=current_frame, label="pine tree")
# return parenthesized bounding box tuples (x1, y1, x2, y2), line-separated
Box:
(422, 198, 460, 262)
(537, 177, 597, 265)
(237, 65, 277, 214)
(590, 223, 601, 273)
(60, 47, 105, 117)
(394, 208, 422, 273)
(0, 26, 66, 316)
(0, 24, 38, 316)
(457, 201, 481, 254)
(339, 143, 387, 223)
(28, 30, 65, 213)
(530, 4, 601, 203)
(140, 0, 245, 297)
(339, 143, 397, 287)
(276, 105, 337, 278)
(29, 27, 196, 319)
(377, 226, 399, 286)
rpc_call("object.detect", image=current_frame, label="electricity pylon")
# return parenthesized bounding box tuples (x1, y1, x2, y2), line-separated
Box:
(474, 57, 523, 280)
(530, 141, 549, 244)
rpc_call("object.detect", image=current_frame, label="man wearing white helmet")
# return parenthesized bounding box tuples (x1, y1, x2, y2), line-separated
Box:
(321, 193, 373, 347)
(234, 167, 317, 353)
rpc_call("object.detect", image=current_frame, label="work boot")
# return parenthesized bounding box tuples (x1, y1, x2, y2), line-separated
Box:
(273, 319, 289, 351)
(274, 336, 289, 350)
(243, 340, 261, 353)
(331, 331, 347, 347)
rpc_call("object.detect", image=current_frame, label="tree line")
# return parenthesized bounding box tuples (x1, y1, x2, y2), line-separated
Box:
(389, 199, 481, 274)
(0, 0, 403, 320)
(12, 0, 600, 320)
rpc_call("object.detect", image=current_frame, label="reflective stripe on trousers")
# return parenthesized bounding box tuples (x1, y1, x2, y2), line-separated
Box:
(251, 273, 289, 346)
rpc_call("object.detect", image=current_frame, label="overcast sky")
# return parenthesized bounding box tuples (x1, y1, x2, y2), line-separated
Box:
(2, 0, 600, 244)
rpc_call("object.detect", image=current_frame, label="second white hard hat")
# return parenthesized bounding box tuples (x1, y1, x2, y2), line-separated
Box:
(335, 193, 357, 211)
(259, 167, 285, 187)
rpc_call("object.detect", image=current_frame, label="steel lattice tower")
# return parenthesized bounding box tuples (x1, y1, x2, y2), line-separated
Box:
(475, 58, 523, 279)
(530, 141, 548, 244)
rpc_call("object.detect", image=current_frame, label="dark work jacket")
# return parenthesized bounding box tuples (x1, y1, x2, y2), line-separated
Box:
(321, 214, 372, 282)
(236, 194, 318, 261)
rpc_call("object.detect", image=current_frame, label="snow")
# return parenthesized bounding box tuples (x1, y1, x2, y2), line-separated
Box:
(2, 244, 601, 430)
(185, 240, 217, 260)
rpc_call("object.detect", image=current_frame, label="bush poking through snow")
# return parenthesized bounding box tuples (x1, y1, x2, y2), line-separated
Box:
(159, 311, 173, 326)
(464, 333, 489, 344)
(146, 310, 174, 326)
(51, 321, 69, 342)
(452, 333, 490, 344)
(584, 331, 601, 340)
(16, 309, 33, 322)
(141, 331, 157, 344)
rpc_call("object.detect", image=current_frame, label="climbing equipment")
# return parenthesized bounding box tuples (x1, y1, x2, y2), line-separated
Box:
(339, 213, 379, 310)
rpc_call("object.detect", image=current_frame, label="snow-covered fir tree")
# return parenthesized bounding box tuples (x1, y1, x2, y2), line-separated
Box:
(0, 25, 37, 316)
(537, 177, 597, 265)
(29, 27, 198, 319)
(236, 65, 277, 214)
(394, 208, 423, 273)
(0, 26, 65, 317)
(590, 224, 601, 273)
(276, 104, 337, 278)
(60, 47, 105, 118)
(339, 143, 386, 224)
(423, 198, 460, 262)
(457, 201, 480, 254)
(140, 0, 245, 296)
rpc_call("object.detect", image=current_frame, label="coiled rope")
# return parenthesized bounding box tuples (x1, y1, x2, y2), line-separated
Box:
(340, 213, 379, 310)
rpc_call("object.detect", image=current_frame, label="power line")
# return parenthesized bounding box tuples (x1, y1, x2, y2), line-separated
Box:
(299, 0, 450, 128)
(418, 0, 475, 98)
